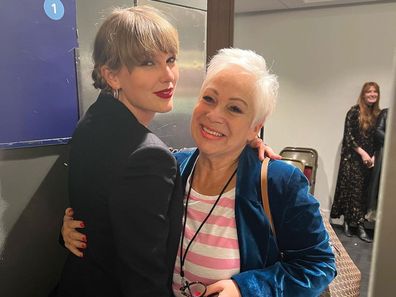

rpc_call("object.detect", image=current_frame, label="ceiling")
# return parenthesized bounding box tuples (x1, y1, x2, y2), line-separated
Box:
(235, 0, 396, 13)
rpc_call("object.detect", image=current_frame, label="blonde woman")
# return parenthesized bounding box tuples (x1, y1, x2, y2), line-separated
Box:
(61, 48, 336, 297)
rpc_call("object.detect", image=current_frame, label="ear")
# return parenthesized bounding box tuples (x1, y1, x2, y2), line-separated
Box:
(247, 122, 263, 142)
(100, 65, 121, 90)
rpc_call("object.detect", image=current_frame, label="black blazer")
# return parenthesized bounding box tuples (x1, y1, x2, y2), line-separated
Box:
(57, 92, 183, 297)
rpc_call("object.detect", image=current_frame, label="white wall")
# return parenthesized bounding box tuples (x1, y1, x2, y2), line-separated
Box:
(235, 2, 396, 214)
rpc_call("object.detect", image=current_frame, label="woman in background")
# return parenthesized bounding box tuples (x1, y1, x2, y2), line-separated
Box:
(62, 48, 336, 297)
(331, 82, 381, 243)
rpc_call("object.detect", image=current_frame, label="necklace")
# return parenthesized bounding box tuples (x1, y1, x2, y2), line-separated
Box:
(179, 164, 238, 280)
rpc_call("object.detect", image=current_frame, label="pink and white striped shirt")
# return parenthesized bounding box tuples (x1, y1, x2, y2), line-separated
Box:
(172, 178, 240, 297)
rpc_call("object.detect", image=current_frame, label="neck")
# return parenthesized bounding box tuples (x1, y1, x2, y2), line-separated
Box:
(192, 154, 239, 195)
(118, 96, 155, 127)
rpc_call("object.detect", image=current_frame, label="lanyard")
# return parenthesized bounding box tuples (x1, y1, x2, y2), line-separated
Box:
(179, 164, 238, 279)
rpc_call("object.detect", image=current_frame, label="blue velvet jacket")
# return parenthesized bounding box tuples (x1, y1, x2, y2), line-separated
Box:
(174, 146, 336, 297)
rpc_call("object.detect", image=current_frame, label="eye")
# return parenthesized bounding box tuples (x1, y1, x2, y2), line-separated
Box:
(167, 56, 177, 64)
(141, 60, 154, 66)
(229, 105, 243, 114)
(202, 95, 214, 103)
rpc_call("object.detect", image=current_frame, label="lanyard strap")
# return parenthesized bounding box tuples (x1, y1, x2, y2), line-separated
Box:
(179, 165, 238, 278)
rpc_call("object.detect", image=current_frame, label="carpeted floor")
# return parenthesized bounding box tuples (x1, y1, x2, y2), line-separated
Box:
(332, 224, 374, 297)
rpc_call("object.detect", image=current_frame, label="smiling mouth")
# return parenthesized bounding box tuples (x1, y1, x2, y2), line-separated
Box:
(201, 125, 224, 137)
(154, 88, 174, 99)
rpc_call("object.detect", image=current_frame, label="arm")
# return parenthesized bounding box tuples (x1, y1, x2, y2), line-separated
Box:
(354, 146, 373, 167)
(248, 138, 282, 161)
(109, 145, 180, 297)
(172, 141, 281, 161)
(344, 107, 372, 166)
(343, 107, 359, 150)
(231, 167, 336, 297)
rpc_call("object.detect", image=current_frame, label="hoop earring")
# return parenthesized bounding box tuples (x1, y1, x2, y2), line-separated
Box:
(113, 88, 119, 99)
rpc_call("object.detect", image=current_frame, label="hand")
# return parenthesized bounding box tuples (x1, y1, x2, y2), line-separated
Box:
(62, 207, 87, 257)
(357, 147, 372, 168)
(205, 280, 241, 297)
(370, 155, 375, 168)
(248, 138, 282, 161)
(362, 155, 373, 168)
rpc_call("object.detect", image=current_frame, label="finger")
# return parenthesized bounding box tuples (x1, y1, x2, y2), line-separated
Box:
(64, 233, 87, 249)
(205, 282, 222, 297)
(70, 230, 87, 242)
(65, 207, 74, 217)
(63, 232, 86, 248)
(64, 219, 85, 229)
(62, 220, 87, 242)
(265, 146, 282, 160)
(63, 212, 77, 222)
(65, 243, 84, 258)
(258, 143, 265, 161)
(70, 239, 87, 249)
(205, 287, 220, 297)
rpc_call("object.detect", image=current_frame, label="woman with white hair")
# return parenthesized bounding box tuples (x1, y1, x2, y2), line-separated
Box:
(62, 48, 336, 297)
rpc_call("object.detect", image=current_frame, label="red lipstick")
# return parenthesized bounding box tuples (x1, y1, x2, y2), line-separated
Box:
(154, 88, 174, 99)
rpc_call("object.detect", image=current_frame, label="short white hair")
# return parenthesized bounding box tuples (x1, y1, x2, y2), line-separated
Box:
(203, 48, 278, 125)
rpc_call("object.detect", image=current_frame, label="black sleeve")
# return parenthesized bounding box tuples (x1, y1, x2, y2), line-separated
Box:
(58, 231, 65, 247)
(375, 109, 388, 146)
(108, 145, 178, 297)
(343, 107, 359, 149)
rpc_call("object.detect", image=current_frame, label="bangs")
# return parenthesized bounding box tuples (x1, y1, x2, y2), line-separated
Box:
(119, 10, 179, 69)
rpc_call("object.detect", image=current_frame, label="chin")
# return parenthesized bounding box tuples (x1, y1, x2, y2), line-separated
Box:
(159, 103, 173, 113)
(366, 101, 376, 107)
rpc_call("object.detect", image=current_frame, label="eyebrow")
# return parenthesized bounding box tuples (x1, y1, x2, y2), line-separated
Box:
(206, 88, 249, 107)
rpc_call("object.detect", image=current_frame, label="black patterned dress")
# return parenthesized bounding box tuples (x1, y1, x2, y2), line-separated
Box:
(330, 105, 375, 225)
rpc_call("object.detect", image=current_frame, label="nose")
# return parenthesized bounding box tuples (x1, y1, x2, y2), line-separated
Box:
(160, 65, 177, 83)
(206, 106, 224, 123)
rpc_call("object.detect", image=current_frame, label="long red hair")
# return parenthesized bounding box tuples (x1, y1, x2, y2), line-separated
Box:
(357, 82, 381, 135)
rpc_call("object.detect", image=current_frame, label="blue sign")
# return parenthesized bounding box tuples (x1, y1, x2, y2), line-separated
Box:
(0, 0, 79, 148)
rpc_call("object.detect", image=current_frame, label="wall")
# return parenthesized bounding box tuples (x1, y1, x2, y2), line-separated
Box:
(0, 146, 69, 296)
(235, 2, 396, 214)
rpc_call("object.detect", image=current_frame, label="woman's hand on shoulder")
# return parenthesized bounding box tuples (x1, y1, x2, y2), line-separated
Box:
(205, 280, 241, 297)
(62, 207, 87, 257)
(248, 137, 282, 161)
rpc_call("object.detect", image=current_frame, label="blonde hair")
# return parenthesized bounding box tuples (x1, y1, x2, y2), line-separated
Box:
(91, 6, 179, 91)
(203, 48, 278, 126)
(357, 82, 381, 135)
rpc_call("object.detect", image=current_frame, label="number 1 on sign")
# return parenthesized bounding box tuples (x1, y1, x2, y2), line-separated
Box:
(51, 3, 57, 14)
(43, 0, 65, 21)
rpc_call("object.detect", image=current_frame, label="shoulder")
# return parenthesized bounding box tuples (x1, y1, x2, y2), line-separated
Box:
(173, 148, 197, 164)
(268, 159, 296, 176)
(348, 104, 360, 115)
(380, 108, 388, 117)
(268, 160, 314, 204)
(133, 134, 175, 164)
(268, 160, 305, 188)
(344, 105, 359, 123)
